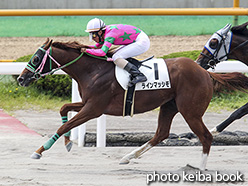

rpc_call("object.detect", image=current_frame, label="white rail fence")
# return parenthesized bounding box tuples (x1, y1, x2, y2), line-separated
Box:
(1, 60, 248, 147)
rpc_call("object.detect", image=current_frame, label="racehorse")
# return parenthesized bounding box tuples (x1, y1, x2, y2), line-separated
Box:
(196, 22, 248, 135)
(17, 38, 248, 170)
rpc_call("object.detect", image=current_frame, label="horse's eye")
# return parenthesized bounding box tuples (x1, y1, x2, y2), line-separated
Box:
(209, 39, 219, 49)
(33, 56, 40, 65)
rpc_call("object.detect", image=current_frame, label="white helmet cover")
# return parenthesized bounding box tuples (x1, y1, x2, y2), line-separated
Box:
(85, 18, 106, 33)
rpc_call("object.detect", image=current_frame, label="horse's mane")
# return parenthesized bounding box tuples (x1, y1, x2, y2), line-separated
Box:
(231, 22, 248, 36)
(52, 41, 87, 53)
(51, 41, 114, 57)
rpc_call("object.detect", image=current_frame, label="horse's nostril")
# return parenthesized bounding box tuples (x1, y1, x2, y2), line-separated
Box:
(17, 76, 24, 83)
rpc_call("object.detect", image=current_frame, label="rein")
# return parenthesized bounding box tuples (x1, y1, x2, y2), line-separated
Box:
(26, 47, 84, 79)
(228, 39, 248, 56)
(216, 38, 248, 62)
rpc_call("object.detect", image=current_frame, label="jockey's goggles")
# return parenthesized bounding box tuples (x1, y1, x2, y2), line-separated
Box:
(89, 31, 100, 42)
(90, 32, 98, 38)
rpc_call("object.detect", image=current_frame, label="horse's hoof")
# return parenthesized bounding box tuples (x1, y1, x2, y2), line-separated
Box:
(119, 158, 130, 165)
(31, 152, 42, 159)
(210, 127, 219, 136)
(65, 141, 73, 152)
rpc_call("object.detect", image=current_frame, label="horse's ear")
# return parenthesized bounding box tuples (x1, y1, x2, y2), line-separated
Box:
(44, 38, 53, 50)
(49, 39, 53, 47)
(222, 24, 232, 35)
(44, 38, 50, 45)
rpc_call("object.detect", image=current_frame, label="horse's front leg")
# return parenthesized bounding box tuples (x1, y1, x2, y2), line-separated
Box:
(31, 102, 102, 159)
(60, 102, 85, 152)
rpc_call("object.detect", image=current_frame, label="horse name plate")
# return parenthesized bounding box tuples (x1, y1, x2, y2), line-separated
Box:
(115, 58, 171, 91)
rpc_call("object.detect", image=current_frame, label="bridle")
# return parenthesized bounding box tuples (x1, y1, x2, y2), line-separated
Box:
(26, 47, 84, 80)
(201, 32, 248, 70)
(201, 32, 230, 69)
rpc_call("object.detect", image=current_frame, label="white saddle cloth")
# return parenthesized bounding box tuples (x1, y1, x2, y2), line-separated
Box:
(115, 58, 171, 91)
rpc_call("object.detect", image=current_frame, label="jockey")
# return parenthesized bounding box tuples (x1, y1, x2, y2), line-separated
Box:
(82, 18, 150, 87)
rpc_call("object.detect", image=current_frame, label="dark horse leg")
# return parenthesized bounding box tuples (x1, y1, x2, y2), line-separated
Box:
(120, 99, 178, 164)
(211, 102, 248, 135)
(59, 102, 85, 151)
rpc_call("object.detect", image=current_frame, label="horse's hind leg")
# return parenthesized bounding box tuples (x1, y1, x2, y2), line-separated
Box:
(183, 115, 212, 170)
(120, 99, 178, 164)
(60, 102, 85, 152)
(179, 105, 213, 170)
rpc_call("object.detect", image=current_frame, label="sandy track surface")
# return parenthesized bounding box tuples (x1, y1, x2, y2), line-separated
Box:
(1, 131, 248, 186)
(4, 109, 247, 186)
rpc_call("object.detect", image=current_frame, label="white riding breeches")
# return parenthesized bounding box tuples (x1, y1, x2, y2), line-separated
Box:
(112, 31, 150, 61)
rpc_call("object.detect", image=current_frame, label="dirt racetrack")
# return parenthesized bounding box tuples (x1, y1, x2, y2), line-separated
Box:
(1, 36, 248, 186)
(0, 35, 211, 60)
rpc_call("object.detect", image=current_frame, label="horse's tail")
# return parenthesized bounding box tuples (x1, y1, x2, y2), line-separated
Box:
(208, 72, 248, 93)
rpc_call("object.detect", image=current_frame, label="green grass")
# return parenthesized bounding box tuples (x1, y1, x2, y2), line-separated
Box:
(162, 50, 201, 60)
(209, 91, 248, 112)
(0, 16, 247, 37)
(2, 78, 248, 112)
(0, 77, 70, 111)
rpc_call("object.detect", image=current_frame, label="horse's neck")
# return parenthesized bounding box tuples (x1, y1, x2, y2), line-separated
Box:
(71, 57, 115, 95)
(229, 34, 248, 65)
(52, 49, 114, 88)
(51, 49, 81, 80)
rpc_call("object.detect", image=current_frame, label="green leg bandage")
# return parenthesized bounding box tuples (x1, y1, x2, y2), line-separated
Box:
(43, 133, 60, 150)
(61, 116, 71, 137)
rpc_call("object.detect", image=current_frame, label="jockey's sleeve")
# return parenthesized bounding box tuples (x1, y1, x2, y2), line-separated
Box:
(86, 37, 115, 57)
(88, 43, 102, 48)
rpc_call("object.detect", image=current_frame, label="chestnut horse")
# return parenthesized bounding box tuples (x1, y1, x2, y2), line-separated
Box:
(18, 39, 248, 170)
(196, 22, 248, 135)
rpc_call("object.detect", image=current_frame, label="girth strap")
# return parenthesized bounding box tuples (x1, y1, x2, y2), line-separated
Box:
(123, 85, 136, 117)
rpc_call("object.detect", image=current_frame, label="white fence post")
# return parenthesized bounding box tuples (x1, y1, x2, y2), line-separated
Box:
(71, 79, 106, 147)
(70, 79, 86, 147)
(97, 115, 106, 147)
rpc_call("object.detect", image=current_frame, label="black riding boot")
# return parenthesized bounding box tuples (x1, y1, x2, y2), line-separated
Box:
(124, 62, 147, 87)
